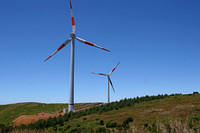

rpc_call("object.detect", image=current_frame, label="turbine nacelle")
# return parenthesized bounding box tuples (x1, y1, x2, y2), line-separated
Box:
(70, 33, 76, 38)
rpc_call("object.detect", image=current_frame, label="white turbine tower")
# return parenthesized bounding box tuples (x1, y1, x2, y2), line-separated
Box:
(92, 62, 120, 103)
(44, 0, 111, 112)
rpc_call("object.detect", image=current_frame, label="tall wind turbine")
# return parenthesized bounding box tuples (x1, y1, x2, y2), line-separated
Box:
(92, 62, 120, 103)
(44, 0, 111, 112)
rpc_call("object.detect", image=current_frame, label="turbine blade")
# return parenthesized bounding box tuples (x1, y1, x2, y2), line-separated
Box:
(44, 39, 71, 62)
(70, 0, 75, 33)
(108, 76, 115, 93)
(76, 37, 111, 52)
(91, 72, 107, 76)
(109, 62, 120, 75)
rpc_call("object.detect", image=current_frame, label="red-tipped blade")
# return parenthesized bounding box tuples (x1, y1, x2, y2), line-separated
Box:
(91, 72, 107, 76)
(108, 76, 115, 93)
(44, 39, 71, 62)
(109, 62, 120, 75)
(76, 37, 111, 52)
(70, 0, 75, 33)
(44, 55, 52, 62)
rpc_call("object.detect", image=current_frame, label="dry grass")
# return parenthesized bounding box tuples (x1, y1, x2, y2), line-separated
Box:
(68, 94, 200, 132)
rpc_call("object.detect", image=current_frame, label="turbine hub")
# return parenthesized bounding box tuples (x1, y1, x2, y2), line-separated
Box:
(70, 33, 76, 38)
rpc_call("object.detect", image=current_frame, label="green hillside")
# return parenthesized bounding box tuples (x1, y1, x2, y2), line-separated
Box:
(0, 102, 88, 125)
(2, 93, 200, 133)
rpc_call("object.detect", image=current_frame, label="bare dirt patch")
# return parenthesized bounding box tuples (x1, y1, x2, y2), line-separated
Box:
(12, 112, 63, 126)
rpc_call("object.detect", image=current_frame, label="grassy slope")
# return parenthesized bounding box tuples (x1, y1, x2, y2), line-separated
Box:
(61, 94, 200, 132)
(0, 102, 88, 125)
(2, 94, 200, 132)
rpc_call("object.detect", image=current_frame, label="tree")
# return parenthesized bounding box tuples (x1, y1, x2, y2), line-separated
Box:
(100, 120, 104, 125)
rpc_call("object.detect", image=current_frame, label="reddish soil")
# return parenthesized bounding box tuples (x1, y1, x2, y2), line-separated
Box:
(12, 103, 103, 126)
(12, 112, 63, 126)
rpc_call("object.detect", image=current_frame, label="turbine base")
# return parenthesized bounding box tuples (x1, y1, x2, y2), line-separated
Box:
(68, 104, 74, 112)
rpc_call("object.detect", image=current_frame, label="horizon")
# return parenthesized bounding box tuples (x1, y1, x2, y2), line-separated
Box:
(0, 92, 198, 105)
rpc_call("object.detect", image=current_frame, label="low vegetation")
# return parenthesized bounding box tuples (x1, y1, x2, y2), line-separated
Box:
(1, 92, 200, 133)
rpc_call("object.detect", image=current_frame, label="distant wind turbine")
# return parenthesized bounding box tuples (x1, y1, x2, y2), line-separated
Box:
(92, 62, 120, 103)
(44, 0, 111, 112)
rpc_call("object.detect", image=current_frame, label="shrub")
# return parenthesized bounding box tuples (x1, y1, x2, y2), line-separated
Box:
(121, 117, 133, 129)
(193, 92, 199, 95)
(83, 117, 87, 121)
(76, 123, 81, 127)
(126, 117, 133, 123)
(106, 121, 117, 128)
(122, 122, 130, 129)
(57, 115, 64, 125)
(189, 114, 200, 130)
(99, 120, 104, 125)
(144, 123, 148, 128)
(116, 124, 123, 131)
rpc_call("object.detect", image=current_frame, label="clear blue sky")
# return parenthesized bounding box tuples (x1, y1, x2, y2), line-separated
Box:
(0, 0, 200, 105)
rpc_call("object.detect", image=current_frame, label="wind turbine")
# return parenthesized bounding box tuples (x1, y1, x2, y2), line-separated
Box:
(44, 0, 111, 112)
(92, 62, 120, 103)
